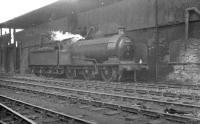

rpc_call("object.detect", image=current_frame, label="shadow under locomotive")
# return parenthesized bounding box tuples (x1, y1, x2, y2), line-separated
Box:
(29, 28, 149, 82)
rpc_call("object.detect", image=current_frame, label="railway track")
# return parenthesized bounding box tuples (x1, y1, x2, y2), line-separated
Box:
(1, 79, 200, 124)
(1, 77, 200, 102)
(1, 74, 200, 90)
(1, 87, 171, 124)
(1, 74, 200, 100)
(0, 95, 96, 124)
(0, 103, 36, 124)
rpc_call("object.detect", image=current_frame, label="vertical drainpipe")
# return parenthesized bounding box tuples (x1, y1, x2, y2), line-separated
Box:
(155, 0, 159, 81)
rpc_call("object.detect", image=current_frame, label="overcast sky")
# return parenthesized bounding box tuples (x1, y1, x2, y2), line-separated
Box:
(0, 0, 58, 23)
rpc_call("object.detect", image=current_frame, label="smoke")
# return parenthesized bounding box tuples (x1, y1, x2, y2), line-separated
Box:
(51, 31, 85, 42)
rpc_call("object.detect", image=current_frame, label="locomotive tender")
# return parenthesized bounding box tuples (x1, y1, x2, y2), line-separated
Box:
(29, 29, 148, 82)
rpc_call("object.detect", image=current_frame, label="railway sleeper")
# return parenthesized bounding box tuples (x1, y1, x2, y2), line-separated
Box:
(164, 114, 198, 124)
(149, 91, 162, 96)
(120, 106, 139, 114)
(158, 86, 168, 90)
(124, 88, 135, 93)
(179, 94, 194, 100)
(168, 86, 182, 89)
(113, 88, 124, 92)
(25, 114, 41, 121)
(103, 103, 120, 110)
(163, 92, 177, 98)
(140, 109, 160, 118)
(136, 89, 148, 94)
(79, 98, 91, 105)
(195, 95, 200, 101)
(19, 109, 33, 116)
(90, 100, 103, 107)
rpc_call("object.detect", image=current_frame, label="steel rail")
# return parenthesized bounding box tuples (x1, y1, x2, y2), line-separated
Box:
(0, 103, 36, 124)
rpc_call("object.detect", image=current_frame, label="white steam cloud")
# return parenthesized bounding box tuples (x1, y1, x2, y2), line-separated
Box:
(51, 31, 85, 42)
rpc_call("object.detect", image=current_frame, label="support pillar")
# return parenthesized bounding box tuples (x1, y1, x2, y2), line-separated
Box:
(0, 28, 2, 71)
(13, 29, 17, 73)
(154, 0, 159, 81)
(9, 28, 11, 45)
(2, 45, 6, 72)
(8, 28, 15, 73)
(0, 28, 2, 37)
(0, 42, 1, 72)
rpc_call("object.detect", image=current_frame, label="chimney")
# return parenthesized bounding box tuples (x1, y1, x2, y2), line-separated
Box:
(118, 27, 125, 35)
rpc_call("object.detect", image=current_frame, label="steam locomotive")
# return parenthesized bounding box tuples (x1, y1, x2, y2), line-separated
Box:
(29, 29, 148, 82)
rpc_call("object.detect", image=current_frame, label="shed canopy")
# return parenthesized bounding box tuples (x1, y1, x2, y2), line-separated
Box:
(0, 0, 121, 29)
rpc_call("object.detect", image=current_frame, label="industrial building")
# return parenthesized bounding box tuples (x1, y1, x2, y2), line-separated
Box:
(0, 1, 200, 123)
(0, 0, 199, 82)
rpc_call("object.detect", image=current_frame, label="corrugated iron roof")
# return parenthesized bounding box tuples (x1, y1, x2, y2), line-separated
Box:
(0, 0, 122, 29)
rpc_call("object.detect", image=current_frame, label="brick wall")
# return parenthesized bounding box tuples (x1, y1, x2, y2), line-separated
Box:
(168, 39, 200, 84)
